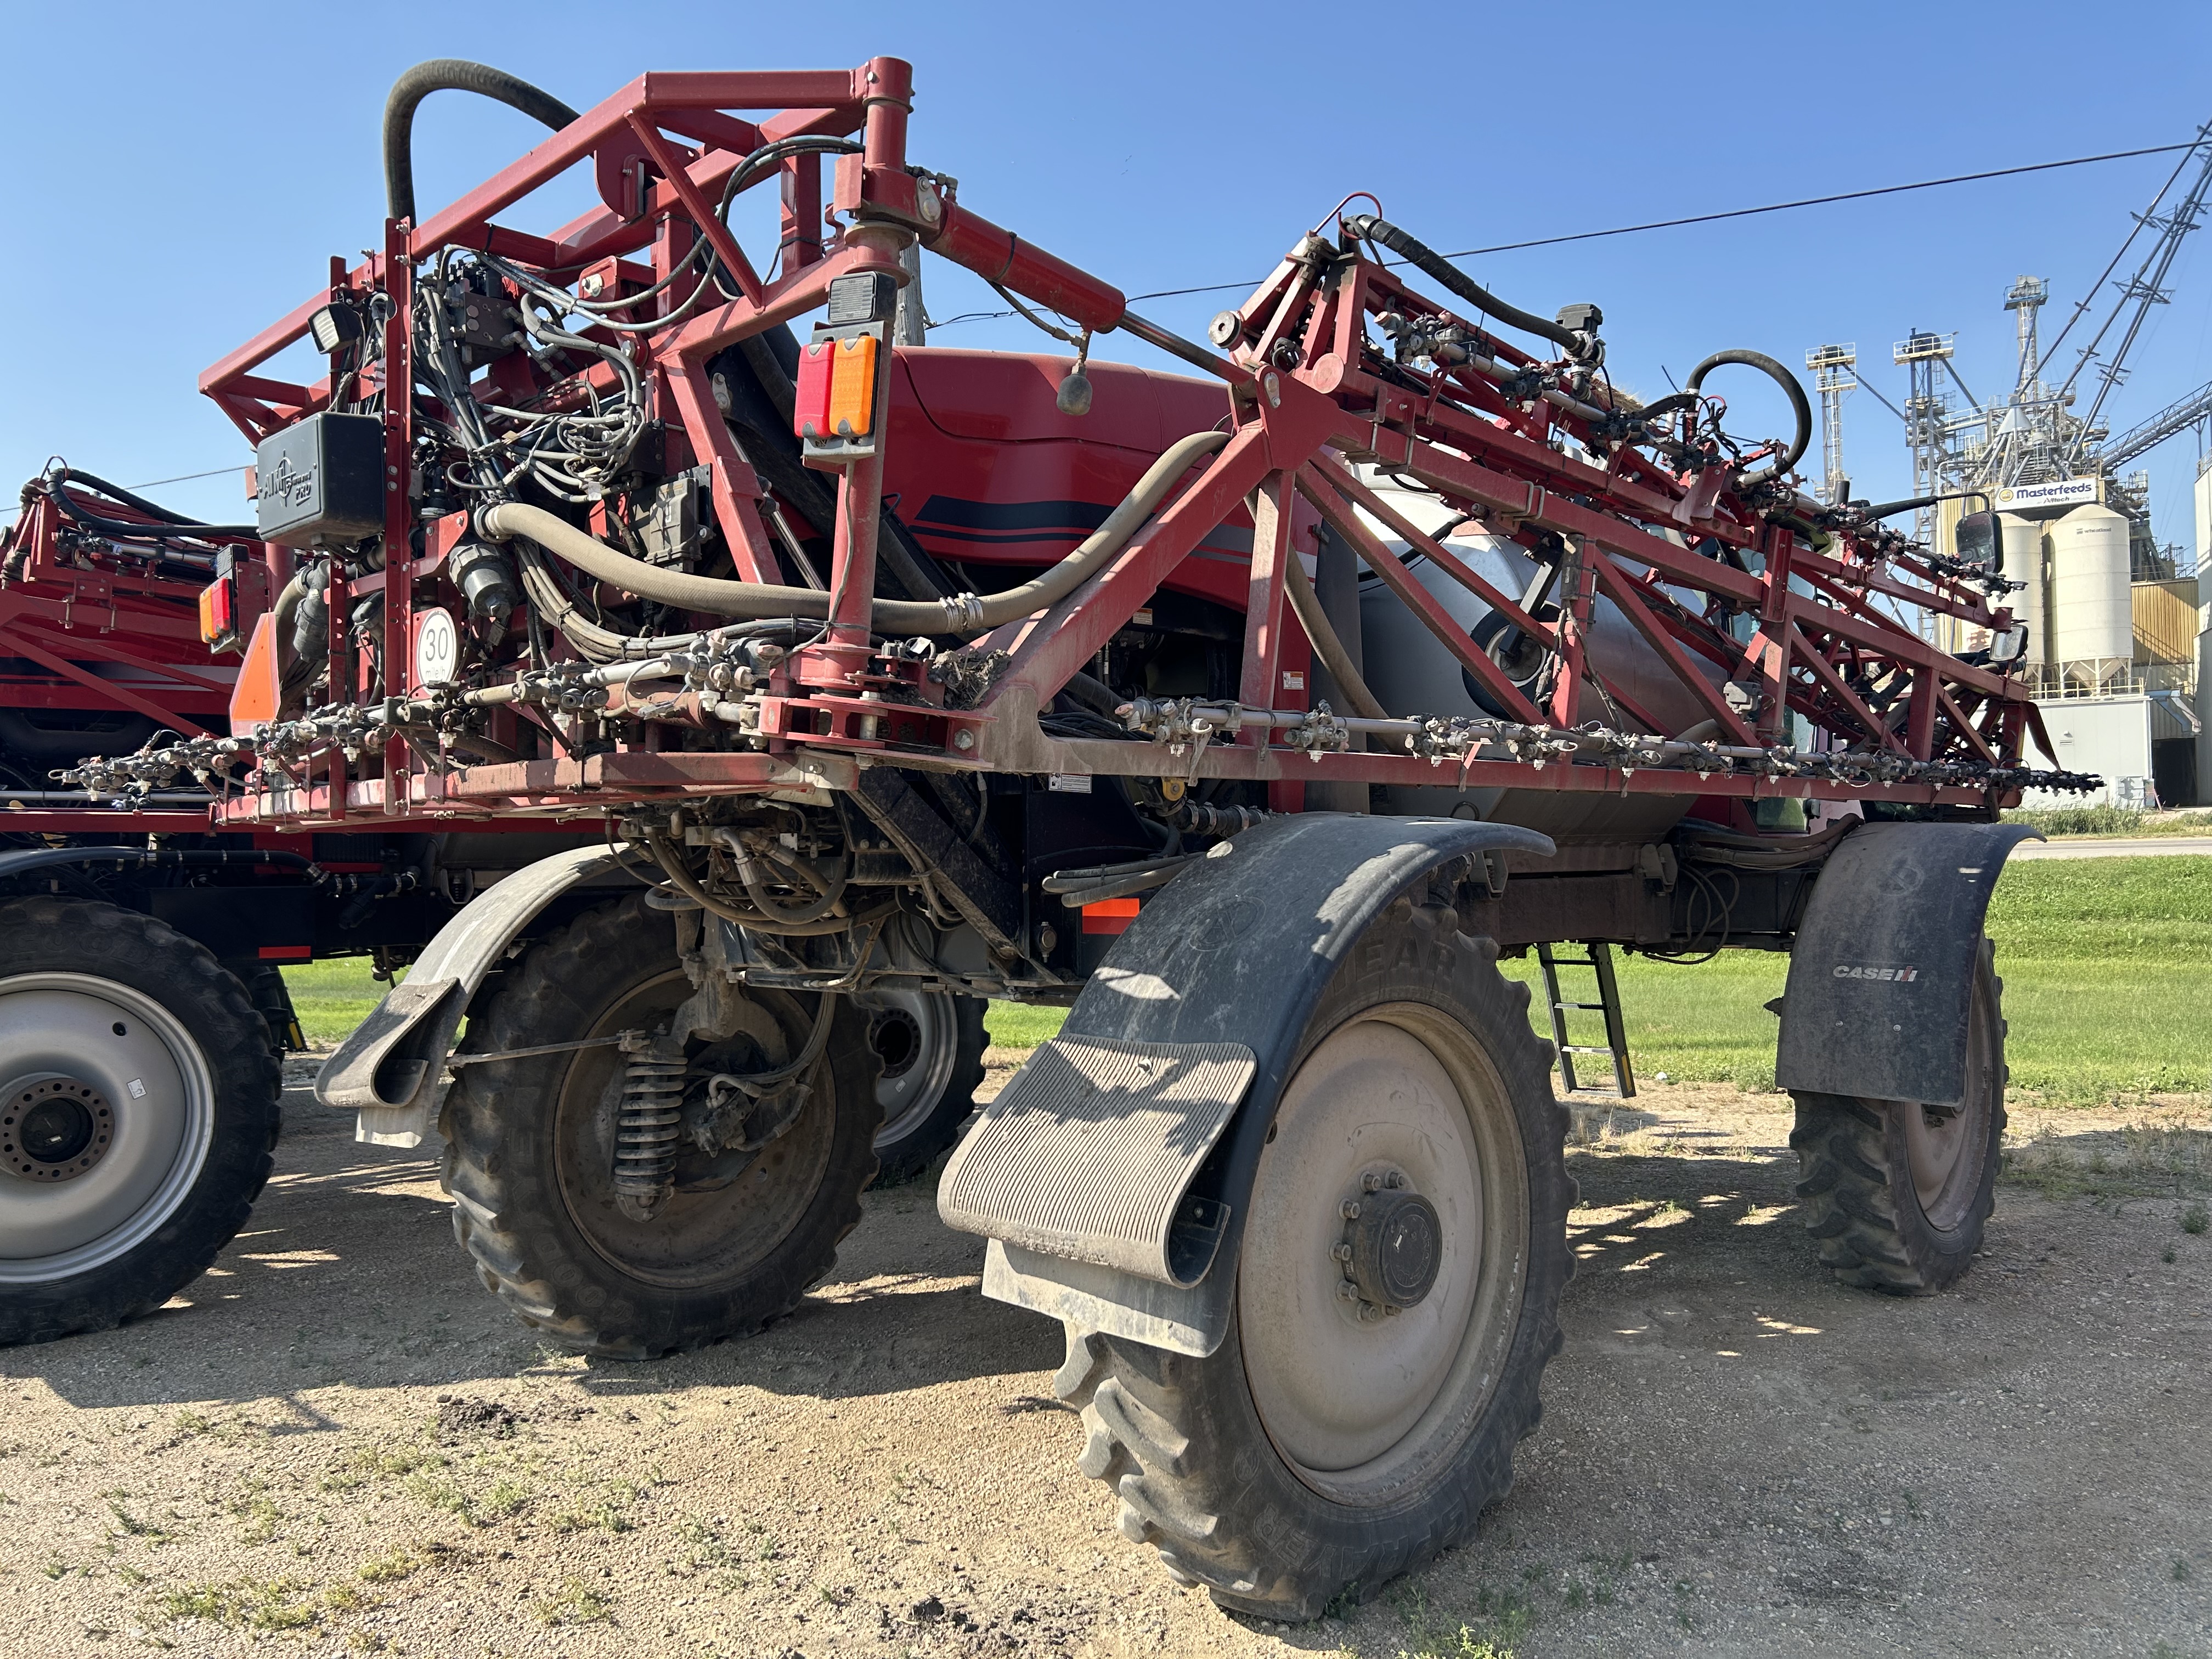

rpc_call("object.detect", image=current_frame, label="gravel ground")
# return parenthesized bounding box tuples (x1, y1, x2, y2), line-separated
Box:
(0, 1061, 2206, 1658)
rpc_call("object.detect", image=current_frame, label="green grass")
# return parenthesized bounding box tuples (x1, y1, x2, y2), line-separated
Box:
(288, 857, 2208, 1108)
(1508, 858, 2211, 1104)
(2002, 805, 2212, 838)
(984, 1002, 1068, 1050)
(283, 957, 402, 1046)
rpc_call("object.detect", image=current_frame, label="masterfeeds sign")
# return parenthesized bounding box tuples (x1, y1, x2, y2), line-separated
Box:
(1833, 963, 1921, 982)
(1994, 477, 2101, 514)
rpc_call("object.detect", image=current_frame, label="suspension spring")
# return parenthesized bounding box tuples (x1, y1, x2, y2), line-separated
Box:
(612, 1035, 686, 1218)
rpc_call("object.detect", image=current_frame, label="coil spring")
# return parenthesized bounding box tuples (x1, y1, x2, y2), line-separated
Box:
(612, 1042, 687, 1211)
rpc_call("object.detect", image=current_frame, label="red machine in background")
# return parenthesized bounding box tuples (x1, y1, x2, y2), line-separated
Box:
(0, 454, 987, 1351)
(2, 469, 244, 822)
(19, 53, 2101, 1622)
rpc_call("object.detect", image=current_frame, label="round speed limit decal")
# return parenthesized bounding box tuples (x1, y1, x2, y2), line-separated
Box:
(411, 607, 459, 690)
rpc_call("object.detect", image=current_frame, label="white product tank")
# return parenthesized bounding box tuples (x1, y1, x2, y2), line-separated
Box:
(2048, 503, 2132, 665)
(1997, 512, 2046, 663)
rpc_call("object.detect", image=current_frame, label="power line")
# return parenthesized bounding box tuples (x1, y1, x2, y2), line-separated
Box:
(932, 138, 2209, 331)
(125, 465, 247, 490)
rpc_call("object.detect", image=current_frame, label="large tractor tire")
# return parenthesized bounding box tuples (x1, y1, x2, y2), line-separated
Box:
(0, 899, 280, 1345)
(864, 991, 988, 1185)
(1790, 936, 2007, 1294)
(440, 895, 882, 1359)
(1053, 902, 1572, 1620)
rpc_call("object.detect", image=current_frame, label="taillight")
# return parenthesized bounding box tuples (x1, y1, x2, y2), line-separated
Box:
(825, 335, 878, 438)
(198, 572, 238, 651)
(793, 317, 885, 463)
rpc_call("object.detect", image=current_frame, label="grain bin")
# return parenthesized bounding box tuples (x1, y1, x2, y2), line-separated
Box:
(1999, 512, 2046, 663)
(2049, 503, 2132, 670)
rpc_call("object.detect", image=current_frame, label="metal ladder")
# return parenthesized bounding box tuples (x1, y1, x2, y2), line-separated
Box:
(1536, 942, 1636, 1098)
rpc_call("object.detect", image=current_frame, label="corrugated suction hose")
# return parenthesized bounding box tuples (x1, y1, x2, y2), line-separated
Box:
(477, 431, 1228, 635)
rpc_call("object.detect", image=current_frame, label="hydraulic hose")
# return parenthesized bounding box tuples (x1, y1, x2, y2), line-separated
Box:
(384, 61, 580, 224)
(45, 470, 258, 542)
(1342, 215, 1584, 356)
(1282, 552, 1388, 720)
(1683, 349, 1813, 487)
(478, 431, 1229, 634)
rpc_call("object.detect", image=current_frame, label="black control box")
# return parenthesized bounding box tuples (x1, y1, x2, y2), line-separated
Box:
(254, 412, 386, 549)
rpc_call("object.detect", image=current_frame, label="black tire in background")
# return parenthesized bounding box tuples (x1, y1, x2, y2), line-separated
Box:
(0, 898, 280, 1345)
(1790, 936, 2007, 1294)
(865, 992, 988, 1186)
(1054, 899, 1573, 1620)
(441, 895, 883, 1358)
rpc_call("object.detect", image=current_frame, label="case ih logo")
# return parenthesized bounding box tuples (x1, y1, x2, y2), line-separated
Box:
(1832, 964, 1920, 982)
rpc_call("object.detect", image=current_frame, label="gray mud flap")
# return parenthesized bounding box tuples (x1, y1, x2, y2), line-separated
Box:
(943, 813, 1551, 1356)
(940, 1036, 1256, 1290)
(1775, 820, 2040, 1107)
(319, 845, 624, 1146)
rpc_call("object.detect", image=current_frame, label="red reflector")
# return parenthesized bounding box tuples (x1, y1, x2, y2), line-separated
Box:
(256, 945, 312, 961)
(1081, 897, 1141, 935)
(793, 339, 835, 441)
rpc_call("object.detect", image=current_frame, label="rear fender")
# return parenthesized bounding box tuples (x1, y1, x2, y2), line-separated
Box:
(318, 845, 623, 1146)
(939, 813, 1553, 1356)
(1775, 821, 2040, 1107)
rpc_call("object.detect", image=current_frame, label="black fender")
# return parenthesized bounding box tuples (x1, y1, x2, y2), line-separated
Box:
(945, 812, 1552, 1356)
(317, 845, 625, 1146)
(1775, 820, 2041, 1107)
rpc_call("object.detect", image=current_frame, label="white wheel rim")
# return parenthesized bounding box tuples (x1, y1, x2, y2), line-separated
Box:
(0, 973, 215, 1280)
(867, 991, 961, 1147)
(1238, 1004, 1526, 1495)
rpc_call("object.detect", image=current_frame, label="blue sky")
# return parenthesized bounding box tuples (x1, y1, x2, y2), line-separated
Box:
(8, 1, 2212, 555)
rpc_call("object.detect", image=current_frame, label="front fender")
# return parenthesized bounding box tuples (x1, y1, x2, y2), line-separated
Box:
(941, 812, 1553, 1356)
(1775, 820, 2041, 1107)
(318, 845, 624, 1146)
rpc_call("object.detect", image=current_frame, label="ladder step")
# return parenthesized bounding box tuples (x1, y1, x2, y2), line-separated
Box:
(1537, 940, 1636, 1102)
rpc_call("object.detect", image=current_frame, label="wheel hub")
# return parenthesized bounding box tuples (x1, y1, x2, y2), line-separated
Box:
(869, 1007, 922, 1080)
(1335, 1170, 1441, 1318)
(2, 1076, 114, 1184)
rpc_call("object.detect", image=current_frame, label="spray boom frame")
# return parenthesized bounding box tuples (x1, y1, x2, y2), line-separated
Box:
(161, 55, 2076, 830)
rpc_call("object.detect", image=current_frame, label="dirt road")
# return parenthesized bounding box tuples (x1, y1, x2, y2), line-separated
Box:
(1, 1068, 2206, 1658)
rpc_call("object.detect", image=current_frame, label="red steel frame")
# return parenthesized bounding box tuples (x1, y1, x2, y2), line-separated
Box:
(191, 56, 2057, 831)
(0, 484, 242, 834)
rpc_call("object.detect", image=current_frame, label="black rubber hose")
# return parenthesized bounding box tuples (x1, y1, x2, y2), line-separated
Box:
(384, 60, 580, 224)
(46, 470, 258, 541)
(1342, 215, 1581, 353)
(1627, 392, 1700, 424)
(1683, 349, 1813, 486)
(54, 468, 217, 528)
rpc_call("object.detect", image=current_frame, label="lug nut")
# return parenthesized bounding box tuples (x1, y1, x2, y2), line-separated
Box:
(1340, 1200, 1360, 1220)
(1362, 1171, 1383, 1193)
(1331, 1243, 1353, 1262)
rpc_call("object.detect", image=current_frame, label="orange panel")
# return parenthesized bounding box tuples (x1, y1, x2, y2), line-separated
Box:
(828, 334, 879, 438)
(228, 613, 283, 733)
(1080, 896, 1141, 935)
